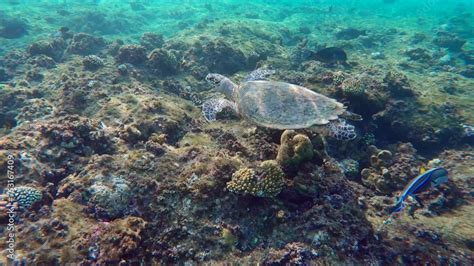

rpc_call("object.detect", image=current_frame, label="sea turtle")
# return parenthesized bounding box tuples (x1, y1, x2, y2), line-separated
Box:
(202, 69, 359, 140)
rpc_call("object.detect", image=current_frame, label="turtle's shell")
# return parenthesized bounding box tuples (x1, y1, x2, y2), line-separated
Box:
(235, 81, 345, 129)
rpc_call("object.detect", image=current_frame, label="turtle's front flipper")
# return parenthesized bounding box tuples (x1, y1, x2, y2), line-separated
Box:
(244, 68, 276, 82)
(202, 98, 238, 122)
(327, 119, 357, 140)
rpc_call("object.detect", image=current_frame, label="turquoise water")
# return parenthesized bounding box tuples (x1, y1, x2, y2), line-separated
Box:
(1, 1, 472, 42)
(0, 0, 473, 264)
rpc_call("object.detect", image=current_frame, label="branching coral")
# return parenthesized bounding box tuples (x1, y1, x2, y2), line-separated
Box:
(227, 160, 285, 197)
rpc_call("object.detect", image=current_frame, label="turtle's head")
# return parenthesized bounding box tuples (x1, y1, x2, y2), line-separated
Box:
(206, 73, 237, 99)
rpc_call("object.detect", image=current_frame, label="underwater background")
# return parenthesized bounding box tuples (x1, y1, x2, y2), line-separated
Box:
(0, 0, 473, 264)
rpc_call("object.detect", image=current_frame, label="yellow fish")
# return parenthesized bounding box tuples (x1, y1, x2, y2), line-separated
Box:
(419, 165, 426, 174)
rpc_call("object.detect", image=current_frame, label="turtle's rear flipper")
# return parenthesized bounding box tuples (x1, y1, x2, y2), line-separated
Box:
(244, 68, 276, 82)
(328, 119, 356, 140)
(202, 98, 237, 122)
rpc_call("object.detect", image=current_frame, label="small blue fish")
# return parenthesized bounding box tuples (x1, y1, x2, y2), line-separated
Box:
(391, 167, 448, 213)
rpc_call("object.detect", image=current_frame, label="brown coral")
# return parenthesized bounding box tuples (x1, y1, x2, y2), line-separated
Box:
(264, 242, 317, 265)
(227, 160, 286, 197)
(96, 217, 146, 263)
(276, 130, 314, 170)
(140, 32, 164, 51)
(67, 33, 106, 56)
(361, 143, 421, 193)
(116, 44, 147, 65)
(146, 48, 178, 76)
(194, 38, 248, 74)
(28, 38, 66, 61)
(82, 55, 104, 71)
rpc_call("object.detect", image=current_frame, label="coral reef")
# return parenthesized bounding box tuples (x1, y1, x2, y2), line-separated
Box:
(82, 55, 104, 71)
(88, 175, 132, 219)
(6, 186, 42, 209)
(227, 160, 286, 197)
(404, 47, 432, 62)
(67, 33, 106, 56)
(0, 68, 11, 82)
(338, 159, 360, 180)
(433, 32, 466, 52)
(15, 98, 54, 125)
(1, 49, 27, 70)
(116, 44, 147, 65)
(340, 74, 368, 97)
(146, 48, 178, 76)
(38, 116, 115, 155)
(28, 38, 66, 62)
(89, 216, 146, 263)
(264, 242, 318, 264)
(276, 130, 314, 171)
(335, 28, 367, 40)
(26, 54, 56, 69)
(0, 1, 472, 264)
(194, 38, 249, 74)
(383, 71, 415, 97)
(140, 32, 164, 51)
(361, 143, 421, 194)
(66, 10, 135, 35)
